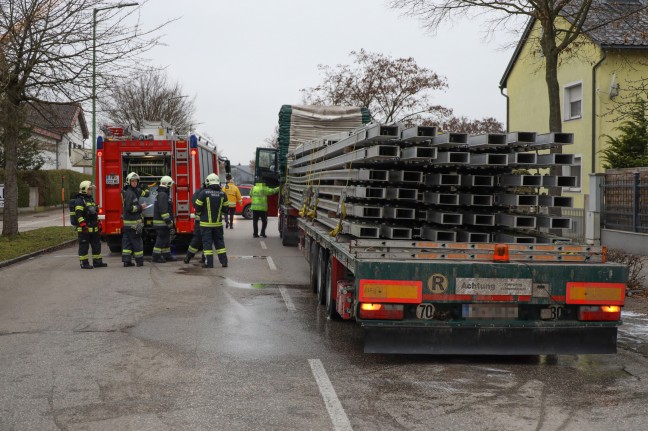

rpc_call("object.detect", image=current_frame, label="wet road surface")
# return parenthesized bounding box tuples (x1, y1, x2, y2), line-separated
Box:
(1, 218, 648, 430)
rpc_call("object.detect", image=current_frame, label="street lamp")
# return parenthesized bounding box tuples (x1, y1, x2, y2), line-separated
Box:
(91, 2, 139, 184)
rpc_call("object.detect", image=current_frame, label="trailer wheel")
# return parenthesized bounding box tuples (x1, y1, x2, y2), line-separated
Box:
(325, 257, 342, 320)
(107, 236, 122, 253)
(309, 241, 319, 293)
(317, 247, 328, 305)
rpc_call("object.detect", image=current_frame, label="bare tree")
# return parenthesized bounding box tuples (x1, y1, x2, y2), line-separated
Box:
(390, 0, 648, 133)
(0, 0, 166, 236)
(435, 116, 504, 134)
(301, 49, 452, 124)
(101, 69, 196, 133)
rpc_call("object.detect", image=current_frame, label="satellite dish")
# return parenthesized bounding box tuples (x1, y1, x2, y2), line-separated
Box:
(609, 73, 619, 99)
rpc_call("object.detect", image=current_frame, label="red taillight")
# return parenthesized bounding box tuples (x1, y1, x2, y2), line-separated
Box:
(359, 303, 404, 320)
(98, 208, 104, 215)
(190, 149, 197, 156)
(493, 244, 509, 262)
(97, 151, 103, 157)
(578, 305, 621, 321)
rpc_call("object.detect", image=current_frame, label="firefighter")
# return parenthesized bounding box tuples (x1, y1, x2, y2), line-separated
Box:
(223, 174, 242, 229)
(152, 175, 177, 263)
(121, 172, 147, 267)
(184, 181, 208, 264)
(250, 180, 280, 238)
(194, 173, 228, 268)
(74, 181, 107, 269)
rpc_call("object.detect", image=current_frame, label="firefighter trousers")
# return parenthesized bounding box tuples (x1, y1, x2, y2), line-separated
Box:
(78, 232, 102, 263)
(153, 226, 171, 258)
(201, 226, 227, 266)
(122, 227, 144, 264)
(188, 222, 203, 255)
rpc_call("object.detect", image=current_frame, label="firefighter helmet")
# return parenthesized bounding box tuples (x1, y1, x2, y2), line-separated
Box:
(205, 173, 219, 185)
(126, 172, 140, 183)
(160, 175, 174, 187)
(79, 180, 94, 193)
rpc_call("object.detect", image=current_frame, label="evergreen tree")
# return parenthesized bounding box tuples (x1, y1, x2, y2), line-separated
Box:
(601, 100, 648, 169)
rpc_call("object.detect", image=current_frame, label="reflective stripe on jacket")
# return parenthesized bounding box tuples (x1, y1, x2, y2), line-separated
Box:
(250, 182, 279, 212)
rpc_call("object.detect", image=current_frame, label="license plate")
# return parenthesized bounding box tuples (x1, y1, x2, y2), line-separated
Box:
(106, 174, 120, 185)
(462, 304, 518, 319)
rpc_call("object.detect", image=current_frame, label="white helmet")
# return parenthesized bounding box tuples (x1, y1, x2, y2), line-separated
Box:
(126, 172, 140, 183)
(79, 180, 94, 194)
(160, 175, 174, 187)
(205, 173, 219, 185)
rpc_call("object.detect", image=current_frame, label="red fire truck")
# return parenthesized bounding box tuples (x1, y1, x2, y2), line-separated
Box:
(95, 122, 228, 252)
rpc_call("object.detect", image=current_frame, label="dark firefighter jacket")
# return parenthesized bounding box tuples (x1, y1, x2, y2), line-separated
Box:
(153, 186, 174, 226)
(194, 185, 227, 228)
(74, 193, 99, 233)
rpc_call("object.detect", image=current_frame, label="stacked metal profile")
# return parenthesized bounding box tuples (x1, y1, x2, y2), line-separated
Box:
(287, 124, 578, 243)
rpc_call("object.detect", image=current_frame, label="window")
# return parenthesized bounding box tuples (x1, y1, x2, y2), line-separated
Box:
(564, 83, 582, 120)
(562, 154, 581, 191)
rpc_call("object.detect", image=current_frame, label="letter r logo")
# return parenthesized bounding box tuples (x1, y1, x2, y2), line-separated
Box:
(427, 273, 448, 293)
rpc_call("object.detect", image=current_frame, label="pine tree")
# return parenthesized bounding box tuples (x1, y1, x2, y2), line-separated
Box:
(601, 100, 648, 169)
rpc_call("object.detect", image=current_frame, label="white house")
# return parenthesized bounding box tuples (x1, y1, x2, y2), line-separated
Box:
(25, 102, 91, 173)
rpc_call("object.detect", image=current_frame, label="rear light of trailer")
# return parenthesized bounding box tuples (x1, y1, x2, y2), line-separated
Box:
(578, 305, 621, 321)
(359, 304, 404, 320)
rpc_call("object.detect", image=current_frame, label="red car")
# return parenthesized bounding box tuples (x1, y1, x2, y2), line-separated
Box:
(235, 184, 253, 219)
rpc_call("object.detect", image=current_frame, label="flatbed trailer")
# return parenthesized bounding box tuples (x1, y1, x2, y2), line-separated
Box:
(300, 219, 628, 355)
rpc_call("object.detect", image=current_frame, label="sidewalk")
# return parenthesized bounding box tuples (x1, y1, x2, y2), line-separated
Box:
(0, 207, 68, 233)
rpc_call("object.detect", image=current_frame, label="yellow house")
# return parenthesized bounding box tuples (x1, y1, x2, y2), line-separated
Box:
(499, 1, 648, 209)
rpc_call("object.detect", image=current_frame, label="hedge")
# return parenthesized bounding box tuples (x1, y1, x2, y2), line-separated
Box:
(0, 169, 91, 208)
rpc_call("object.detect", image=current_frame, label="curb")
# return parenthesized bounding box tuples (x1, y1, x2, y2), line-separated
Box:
(0, 239, 78, 269)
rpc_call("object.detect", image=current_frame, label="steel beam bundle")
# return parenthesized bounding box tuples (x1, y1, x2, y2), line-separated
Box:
(286, 122, 581, 243)
(400, 125, 437, 143)
(467, 133, 508, 150)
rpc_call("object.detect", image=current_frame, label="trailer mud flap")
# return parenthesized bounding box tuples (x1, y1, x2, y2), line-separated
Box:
(363, 326, 618, 355)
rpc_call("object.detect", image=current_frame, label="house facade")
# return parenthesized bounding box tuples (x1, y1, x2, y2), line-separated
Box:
(25, 102, 91, 173)
(500, 1, 648, 208)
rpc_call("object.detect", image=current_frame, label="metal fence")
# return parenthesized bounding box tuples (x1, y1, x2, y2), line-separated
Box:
(562, 207, 585, 243)
(602, 168, 648, 233)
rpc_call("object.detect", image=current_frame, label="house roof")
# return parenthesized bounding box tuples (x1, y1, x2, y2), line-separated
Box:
(24, 102, 89, 140)
(500, 0, 648, 89)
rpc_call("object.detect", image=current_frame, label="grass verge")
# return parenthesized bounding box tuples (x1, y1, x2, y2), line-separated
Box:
(0, 226, 77, 262)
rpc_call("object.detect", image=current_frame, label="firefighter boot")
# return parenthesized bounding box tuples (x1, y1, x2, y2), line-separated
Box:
(135, 257, 144, 267)
(218, 254, 228, 268)
(123, 261, 134, 267)
(202, 255, 214, 268)
(183, 252, 194, 264)
(163, 253, 178, 262)
(80, 260, 94, 269)
(93, 258, 107, 268)
(152, 254, 166, 263)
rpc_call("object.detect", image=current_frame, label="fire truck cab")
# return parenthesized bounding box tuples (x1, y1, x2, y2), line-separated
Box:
(95, 121, 228, 252)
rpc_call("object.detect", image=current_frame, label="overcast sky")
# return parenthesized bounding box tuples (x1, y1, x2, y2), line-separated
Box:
(135, 0, 517, 166)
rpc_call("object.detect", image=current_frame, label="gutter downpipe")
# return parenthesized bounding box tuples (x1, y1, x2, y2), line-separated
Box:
(592, 50, 607, 174)
(500, 87, 509, 131)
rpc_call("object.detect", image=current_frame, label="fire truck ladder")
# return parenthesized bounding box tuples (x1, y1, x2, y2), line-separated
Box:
(173, 140, 191, 220)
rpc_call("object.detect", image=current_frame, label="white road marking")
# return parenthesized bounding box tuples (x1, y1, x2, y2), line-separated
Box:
(279, 287, 296, 311)
(266, 256, 277, 271)
(308, 359, 353, 431)
(260, 241, 267, 250)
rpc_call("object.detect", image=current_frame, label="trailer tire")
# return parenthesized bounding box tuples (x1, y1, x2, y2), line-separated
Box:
(325, 257, 342, 320)
(107, 236, 122, 253)
(309, 241, 319, 293)
(317, 247, 328, 305)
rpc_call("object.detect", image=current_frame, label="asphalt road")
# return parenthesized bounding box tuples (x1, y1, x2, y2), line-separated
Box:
(0, 207, 68, 232)
(1, 217, 648, 430)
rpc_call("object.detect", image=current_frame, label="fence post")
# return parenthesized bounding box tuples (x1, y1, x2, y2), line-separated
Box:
(633, 171, 640, 232)
(586, 173, 604, 245)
